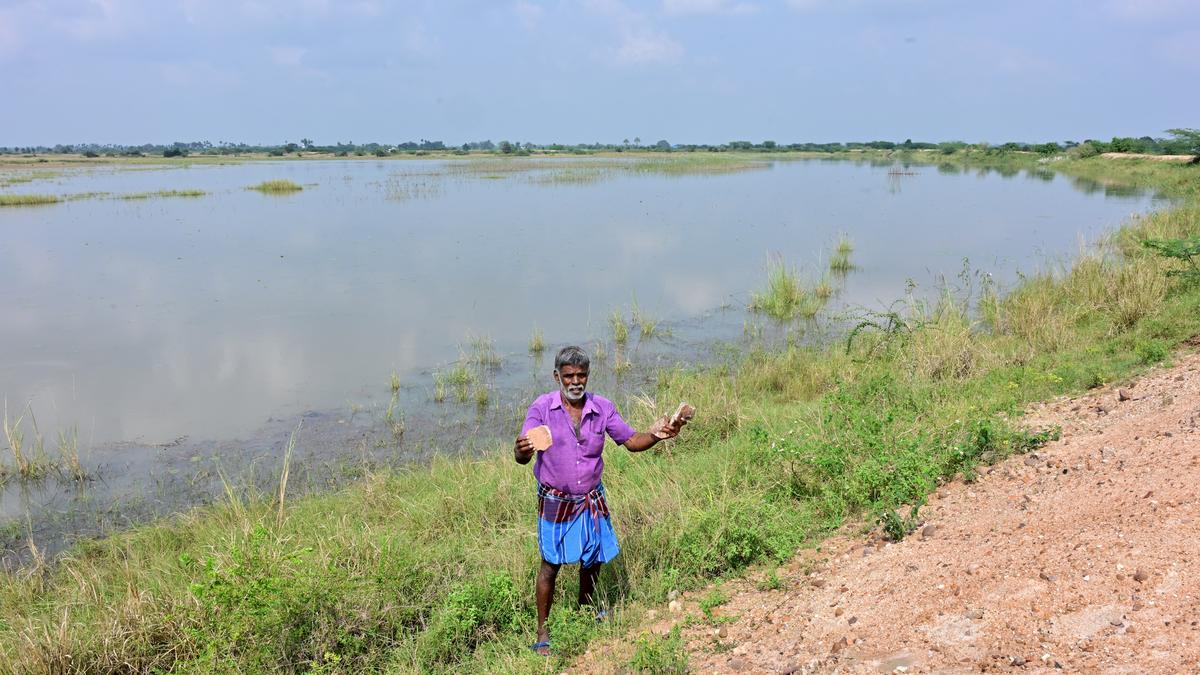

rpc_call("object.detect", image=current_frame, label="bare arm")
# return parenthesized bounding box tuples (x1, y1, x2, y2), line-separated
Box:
(622, 418, 686, 452)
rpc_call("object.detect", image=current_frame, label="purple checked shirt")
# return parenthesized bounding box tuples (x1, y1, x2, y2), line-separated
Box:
(521, 391, 636, 495)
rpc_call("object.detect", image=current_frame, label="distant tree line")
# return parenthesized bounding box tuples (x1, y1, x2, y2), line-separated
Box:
(2, 130, 1196, 158)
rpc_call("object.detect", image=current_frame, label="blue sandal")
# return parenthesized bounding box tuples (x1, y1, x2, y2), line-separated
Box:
(530, 640, 551, 656)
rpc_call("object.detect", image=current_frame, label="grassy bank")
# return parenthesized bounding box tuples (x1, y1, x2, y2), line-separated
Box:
(1, 157, 1198, 673)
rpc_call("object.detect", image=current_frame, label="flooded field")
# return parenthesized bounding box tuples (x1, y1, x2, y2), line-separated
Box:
(0, 156, 1161, 558)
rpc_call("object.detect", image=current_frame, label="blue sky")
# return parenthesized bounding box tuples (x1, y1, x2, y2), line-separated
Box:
(1, 0, 1197, 146)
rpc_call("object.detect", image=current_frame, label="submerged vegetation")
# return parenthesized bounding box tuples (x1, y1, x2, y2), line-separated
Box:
(247, 179, 304, 193)
(0, 193, 61, 207)
(117, 189, 207, 199)
(0, 156, 1198, 672)
(749, 256, 830, 321)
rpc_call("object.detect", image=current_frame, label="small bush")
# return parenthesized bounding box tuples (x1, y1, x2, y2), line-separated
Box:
(627, 626, 688, 674)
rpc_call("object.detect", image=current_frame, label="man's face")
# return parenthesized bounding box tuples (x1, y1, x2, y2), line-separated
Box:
(554, 364, 589, 402)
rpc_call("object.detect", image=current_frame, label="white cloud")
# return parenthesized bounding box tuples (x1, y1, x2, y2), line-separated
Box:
(584, 0, 685, 66)
(614, 26, 683, 65)
(662, 0, 758, 15)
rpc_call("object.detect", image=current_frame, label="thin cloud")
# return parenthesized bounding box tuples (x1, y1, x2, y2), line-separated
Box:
(662, 0, 758, 15)
(614, 26, 683, 65)
(514, 0, 545, 30)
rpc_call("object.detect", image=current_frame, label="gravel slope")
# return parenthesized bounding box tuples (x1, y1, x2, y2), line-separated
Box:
(648, 350, 1200, 674)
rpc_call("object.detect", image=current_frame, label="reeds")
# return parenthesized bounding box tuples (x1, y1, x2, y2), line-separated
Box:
(117, 189, 207, 200)
(609, 310, 629, 345)
(830, 235, 855, 274)
(0, 194, 61, 207)
(749, 256, 828, 321)
(528, 327, 545, 354)
(247, 179, 303, 193)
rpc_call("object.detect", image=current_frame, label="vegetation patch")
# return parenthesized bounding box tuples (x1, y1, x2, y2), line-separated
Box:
(247, 179, 303, 193)
(117, 189, 207, 200)
(0, 193, 61, 207)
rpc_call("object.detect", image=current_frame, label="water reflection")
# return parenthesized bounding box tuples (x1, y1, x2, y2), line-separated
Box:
(0, 157, 1165, 559)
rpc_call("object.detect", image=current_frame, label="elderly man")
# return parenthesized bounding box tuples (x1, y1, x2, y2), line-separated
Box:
(515, 345, 685, 656)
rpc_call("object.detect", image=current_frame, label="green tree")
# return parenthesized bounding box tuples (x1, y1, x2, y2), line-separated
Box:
(1166, 128, 1200, 156)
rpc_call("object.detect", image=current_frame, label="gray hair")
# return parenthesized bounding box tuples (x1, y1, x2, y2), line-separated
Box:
(554, 345, 590, 372)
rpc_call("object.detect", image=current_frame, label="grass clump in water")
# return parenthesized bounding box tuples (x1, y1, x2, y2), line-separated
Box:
(749, 257, 827, 321)
(248, 179, 303, 193)
(610, 310, 629, 345)
(118, 189, 207, 200)
(830, 235, 855, 274)
(529, 327, 545, 354)
(0, 194, 61, 207)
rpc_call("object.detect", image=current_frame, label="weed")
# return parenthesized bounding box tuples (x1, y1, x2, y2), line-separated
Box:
(432, 372, 447, 403)
(474, 385, 490, 408)
(699, 587, 729, 620)
(631, 299, 659, 338)
(756, 567, 783, 592)
(248, 179, 303, 193)
(468, 335, 501, 369)
(389, 371, 401, 393)
(628, 626, 688, 674)
(610, 310, 629, 345)
(117, 189, 207, 200)
(0, 194, 61, 207)
(749, 256, 827, 321)
(529, 327, 545, 354)
(55, 427, 87, 482)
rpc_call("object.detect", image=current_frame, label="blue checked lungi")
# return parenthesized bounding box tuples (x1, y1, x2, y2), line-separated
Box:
(537, 482, 620, 567)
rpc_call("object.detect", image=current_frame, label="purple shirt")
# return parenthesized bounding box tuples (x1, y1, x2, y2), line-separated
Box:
(521, 391, 636, 494)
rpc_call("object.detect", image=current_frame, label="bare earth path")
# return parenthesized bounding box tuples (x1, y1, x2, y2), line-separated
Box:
(618, 350, 1200, 674)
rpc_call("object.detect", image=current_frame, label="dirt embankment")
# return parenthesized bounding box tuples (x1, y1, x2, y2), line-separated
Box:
(630, 349, 1200, 674)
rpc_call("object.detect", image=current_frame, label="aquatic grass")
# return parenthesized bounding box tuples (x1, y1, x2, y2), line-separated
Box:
(389, 371, 401, 393)
(630, 299, 661, 339)
(0, 170, 59, 187)
(116, 189, 207, 200)
(813, 277, 835, 301)
(55, 427, 87, 483)
(529, 327, 545, 354)
(829, 237, 855, 274)
(247, 179, 303, 193)
(468, 335, 502, 369)
(749, 256, 828, 321)
(610, 310, 629, 345)
(432, 372, 447, 403)
(0, 194, 61, 207)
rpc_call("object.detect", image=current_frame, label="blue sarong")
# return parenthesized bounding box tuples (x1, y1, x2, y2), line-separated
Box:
(537, 482, 620, 566)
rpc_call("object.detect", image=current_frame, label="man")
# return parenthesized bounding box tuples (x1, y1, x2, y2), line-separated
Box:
(515, 345, 685, 656)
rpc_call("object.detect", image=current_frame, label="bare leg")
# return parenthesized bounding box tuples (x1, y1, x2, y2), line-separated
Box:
(579, 563, 602, 607)
(535, 559, 560, 651)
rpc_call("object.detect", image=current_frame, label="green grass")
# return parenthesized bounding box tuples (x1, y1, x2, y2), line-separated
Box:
(247, 179, 303, 193)
(1, 157, 1198, 673)
(0, 193, 61, 206)
(748, 257, 828, 321)
(117, 189, 207, 200)
(528, 327, 545, 354)
(610, 310, 630, 345)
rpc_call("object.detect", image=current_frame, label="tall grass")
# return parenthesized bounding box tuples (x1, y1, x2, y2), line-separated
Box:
(748, 256, 827, 321)
(1, 157, 1198, 673)
(610, 310, 629, 345)
(247, 179, 303, 193)
(528, 327, 545, 354)
(0, 194, 61, 207)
